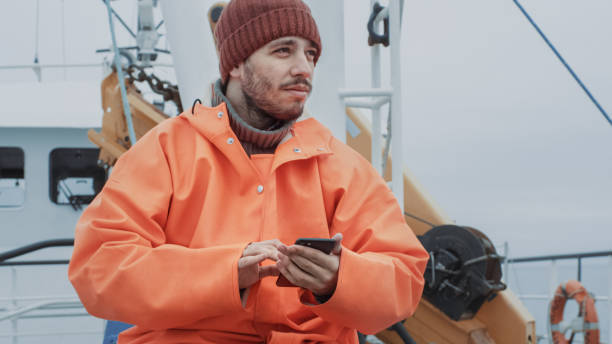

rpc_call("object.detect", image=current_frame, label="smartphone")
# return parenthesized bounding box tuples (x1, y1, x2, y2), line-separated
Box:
(276, 238, 336, 287)
(294, 238, 335, 254)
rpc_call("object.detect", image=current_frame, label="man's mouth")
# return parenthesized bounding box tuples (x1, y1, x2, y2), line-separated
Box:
(282, 83, 311, 99)
(281, 79, 311, 92)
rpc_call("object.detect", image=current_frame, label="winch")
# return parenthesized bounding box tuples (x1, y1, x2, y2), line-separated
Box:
(418, 225, 506, 321)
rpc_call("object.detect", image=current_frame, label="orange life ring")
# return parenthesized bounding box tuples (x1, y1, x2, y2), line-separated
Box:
(549, 280, 599, 344)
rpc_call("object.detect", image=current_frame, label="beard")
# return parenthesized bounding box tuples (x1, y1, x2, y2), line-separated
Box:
(241, 61, 310, 122)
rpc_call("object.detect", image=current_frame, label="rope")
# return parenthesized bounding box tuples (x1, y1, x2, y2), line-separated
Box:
(403, 211, 436, 228)
(512, 0, 612, 128)
(104, 0, 138, 145)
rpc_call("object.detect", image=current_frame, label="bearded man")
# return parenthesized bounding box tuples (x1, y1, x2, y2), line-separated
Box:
(69, 0, 428, 343)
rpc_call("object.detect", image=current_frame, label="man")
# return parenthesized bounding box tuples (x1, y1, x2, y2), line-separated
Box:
(68, 0, 429, 343)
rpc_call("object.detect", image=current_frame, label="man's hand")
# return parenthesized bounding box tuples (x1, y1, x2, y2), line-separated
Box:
(276, 233, 342, 297)
(238, 239, 284, 290)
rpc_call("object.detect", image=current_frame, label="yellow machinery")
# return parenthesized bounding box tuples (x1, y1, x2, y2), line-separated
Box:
(346, 108, 535, 344)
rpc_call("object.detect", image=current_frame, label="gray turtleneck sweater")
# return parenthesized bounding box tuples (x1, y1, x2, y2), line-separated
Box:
(211, 80, 294, 156)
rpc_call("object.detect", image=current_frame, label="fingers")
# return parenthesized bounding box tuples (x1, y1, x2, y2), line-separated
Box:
(282, 244, 336, 270)
(331, 233, 343, 255)
(253, 239, 286, 250)
(259, 265, 280, 278)
(276, 252, 338, 296)
(238, 239, 289, 291)
(243, 245, 279, 260)
(238, 253, 268, 269)
(277, 254, 319, 290)
(238, 237, 341, 295)
(238, 256, 280, 290)
(286, 252, 327, 278)
(242, 239, 287, 261)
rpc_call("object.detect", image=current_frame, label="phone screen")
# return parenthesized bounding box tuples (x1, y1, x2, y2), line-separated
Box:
(294, 238, 335, 254)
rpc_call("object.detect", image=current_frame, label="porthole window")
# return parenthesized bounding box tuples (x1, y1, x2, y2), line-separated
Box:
(0, 147, 26, 208)
(49, 148, 107, 210)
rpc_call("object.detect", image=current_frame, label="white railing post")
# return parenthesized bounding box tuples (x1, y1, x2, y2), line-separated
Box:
(10, 267, 17, 344)
(389, 0, 404, 208)
(503, 242, 509, 285)
(549, 260, 558, 297)
(608, 255, 612, 344)
(370, 0, 382, 176)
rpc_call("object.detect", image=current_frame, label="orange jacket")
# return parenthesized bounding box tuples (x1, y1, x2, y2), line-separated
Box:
(68, 103, 428, 344)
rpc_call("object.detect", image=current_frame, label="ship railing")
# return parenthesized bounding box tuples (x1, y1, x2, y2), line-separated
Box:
(504, 247, 612, 344)
(4, 240, 610, 343)
(0, 239, 104, 343)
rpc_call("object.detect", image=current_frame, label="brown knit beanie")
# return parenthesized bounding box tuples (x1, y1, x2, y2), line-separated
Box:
(214, 0, 322, 83)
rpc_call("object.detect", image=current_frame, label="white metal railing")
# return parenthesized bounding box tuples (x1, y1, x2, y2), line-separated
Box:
(339, 0, 405, 208)
(0, 266, 104, 343)
(504, 247, 612, 344)
(0, 241, 104, 343)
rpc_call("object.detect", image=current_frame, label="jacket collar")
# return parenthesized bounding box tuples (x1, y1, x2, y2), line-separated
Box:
(183, 103, 334, 164)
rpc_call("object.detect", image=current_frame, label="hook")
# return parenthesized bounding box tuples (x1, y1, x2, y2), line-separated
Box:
(191, 98, 202, 115)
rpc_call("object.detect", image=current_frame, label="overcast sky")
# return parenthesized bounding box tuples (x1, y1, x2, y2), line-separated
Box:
(1, 0, 611, 258)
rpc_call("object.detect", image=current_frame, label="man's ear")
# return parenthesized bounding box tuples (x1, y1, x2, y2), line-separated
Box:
(229, 64, 243, 80)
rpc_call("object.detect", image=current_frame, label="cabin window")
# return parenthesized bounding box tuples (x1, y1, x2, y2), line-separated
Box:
(0, 147, 26, 208)
(49, 148, 107, 210)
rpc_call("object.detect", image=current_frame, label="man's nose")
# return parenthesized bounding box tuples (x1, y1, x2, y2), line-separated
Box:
(289, 53, 313, 79)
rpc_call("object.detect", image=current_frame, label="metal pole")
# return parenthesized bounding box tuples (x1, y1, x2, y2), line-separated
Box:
(549, 260, 558, 297)
(389, 0, 404, 207)
(338, 88, 393, 97)
(61, 0, 66, 80)
(370, 0, 382, 176)
(104, 0, 138, 145)
(503, 242, 509, 285)
(344, 99, 389, 109)
(608, 256, 612, 344)
(577, 257, 582, 281)
(11, 267, 17, 344)
(0, 63, 174, 70)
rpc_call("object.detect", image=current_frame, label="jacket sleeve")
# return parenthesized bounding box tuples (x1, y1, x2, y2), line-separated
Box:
(68, 126, 245, 329)
(301, 140, 429, 334)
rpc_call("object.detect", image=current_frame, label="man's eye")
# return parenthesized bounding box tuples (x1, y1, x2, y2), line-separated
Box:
(306, 50, 317, 60)
(275, 47, 290, 54)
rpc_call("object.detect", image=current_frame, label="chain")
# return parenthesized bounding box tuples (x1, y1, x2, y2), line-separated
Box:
(124, 64, 183, 113)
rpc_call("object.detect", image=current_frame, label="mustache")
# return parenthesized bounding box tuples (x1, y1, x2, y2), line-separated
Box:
(280, 78, 312, 91)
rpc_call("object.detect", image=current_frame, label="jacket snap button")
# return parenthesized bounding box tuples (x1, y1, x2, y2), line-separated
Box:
(257, 185, 264, 193)
(227, 138, 234, 144)
(293, 148, 301, 153)
(217, 112, 223, 118)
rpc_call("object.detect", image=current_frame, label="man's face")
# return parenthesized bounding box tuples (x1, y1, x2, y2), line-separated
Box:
(235, 36, 318, 121)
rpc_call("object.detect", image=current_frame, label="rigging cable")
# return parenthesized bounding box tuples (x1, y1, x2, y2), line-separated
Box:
(403, 211, 436, 228)
(61, 0, 66, 80)
(104, 0, 138, 145)
(34, 0, 39, 60)
(512, 0, 612, 127)
(100, 0, 137, 38)
(33, 0, 41, 82)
